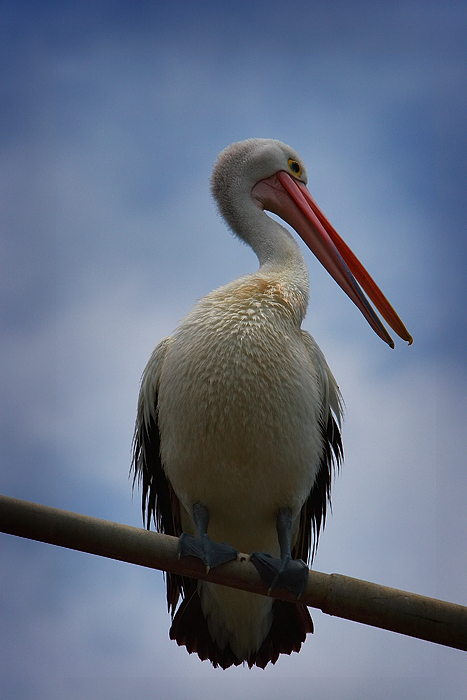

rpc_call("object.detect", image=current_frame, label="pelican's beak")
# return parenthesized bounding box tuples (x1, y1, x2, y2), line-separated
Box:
(251, 171, 412, 348)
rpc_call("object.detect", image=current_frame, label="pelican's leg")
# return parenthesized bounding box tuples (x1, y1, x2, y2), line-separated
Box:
(250, 508, 309, 597)
(178, 503, 238, 572)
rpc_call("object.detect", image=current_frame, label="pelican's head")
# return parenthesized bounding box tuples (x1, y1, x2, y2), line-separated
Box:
(211, 139, 412, 348)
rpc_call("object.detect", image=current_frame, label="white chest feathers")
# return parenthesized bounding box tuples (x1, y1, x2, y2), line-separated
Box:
(155, 275, 324, 542)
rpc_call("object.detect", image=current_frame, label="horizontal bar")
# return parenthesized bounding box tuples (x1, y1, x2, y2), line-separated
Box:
(0, 493, 466, 651)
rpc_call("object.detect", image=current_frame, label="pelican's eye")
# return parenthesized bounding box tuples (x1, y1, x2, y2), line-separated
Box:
(287, 159, 302, 178)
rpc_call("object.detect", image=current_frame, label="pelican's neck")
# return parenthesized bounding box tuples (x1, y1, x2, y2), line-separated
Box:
(216, 187, 310, 306)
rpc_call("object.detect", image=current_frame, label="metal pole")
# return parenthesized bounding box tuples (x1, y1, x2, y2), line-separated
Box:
(1, 493, 466, 652)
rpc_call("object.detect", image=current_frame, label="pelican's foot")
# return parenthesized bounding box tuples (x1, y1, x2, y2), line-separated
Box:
(178, 532, 238, 572)
(250, 552, 309, 597)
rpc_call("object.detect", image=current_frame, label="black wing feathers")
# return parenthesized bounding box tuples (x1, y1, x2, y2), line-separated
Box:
(132, 412, 174, 532)
(293, 409, 343, 564)
(132, 405, 192, 615)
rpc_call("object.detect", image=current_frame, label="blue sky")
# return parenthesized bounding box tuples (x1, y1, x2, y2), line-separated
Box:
(1, 2, 466, 698)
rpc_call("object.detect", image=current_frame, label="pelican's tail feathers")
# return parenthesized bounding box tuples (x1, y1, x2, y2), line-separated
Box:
(169, 584, 313, 669)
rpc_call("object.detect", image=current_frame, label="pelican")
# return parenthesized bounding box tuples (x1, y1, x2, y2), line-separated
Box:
(132, 139, 412, 669)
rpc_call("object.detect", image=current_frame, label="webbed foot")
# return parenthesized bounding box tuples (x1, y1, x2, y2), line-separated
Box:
(250, 551, 308, 596)
(178, 503, 238, 572)
(179, 532, 238, 571)
(250, 507, 309, 596)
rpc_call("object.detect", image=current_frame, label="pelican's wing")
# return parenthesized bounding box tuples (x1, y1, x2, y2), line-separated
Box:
(131, 336, 189, 613)
(293, 331, 344, 564)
